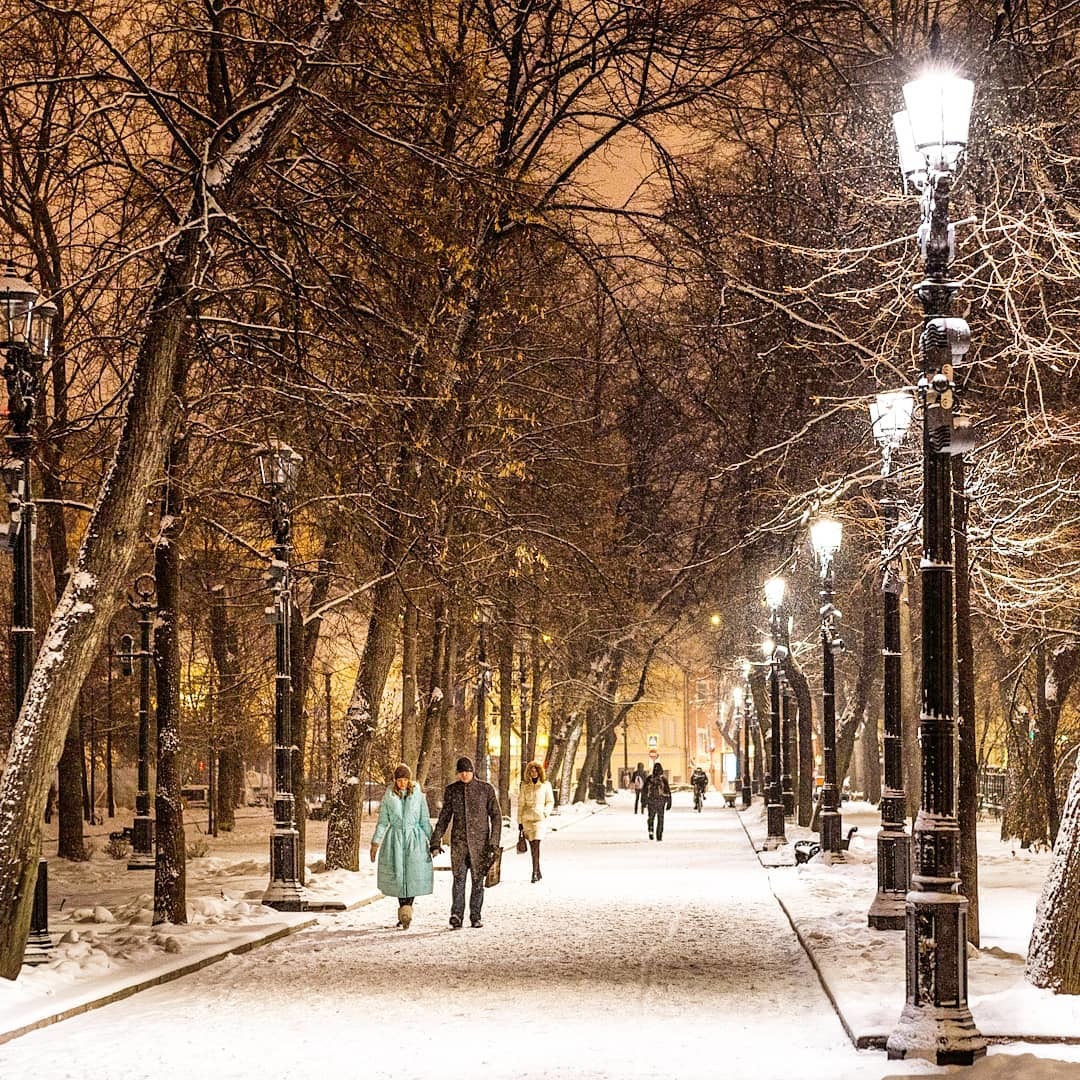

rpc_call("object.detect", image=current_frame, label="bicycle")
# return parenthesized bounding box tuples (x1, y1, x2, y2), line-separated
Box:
(693, 786, 705, 812)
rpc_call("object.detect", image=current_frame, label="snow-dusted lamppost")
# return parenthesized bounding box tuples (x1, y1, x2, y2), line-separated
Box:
(886, 65, 984, 1066)
(811, 517, 844, 862)
(762, 576, 787, 850)
(0, 264, 56, 963)
(868, 391, 915, 929)
(257, 439, 305, 911)
(733, 671, 751, 808)
(118, 575, 157, 870)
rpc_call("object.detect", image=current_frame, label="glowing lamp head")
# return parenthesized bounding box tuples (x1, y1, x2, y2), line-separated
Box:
(870, 390, 914, 449)
(710, 613, 721, 628)
(761, 636, 775, 659)
(901, 69, 974, 173)
(0, 264, 39, 351)
(811, 517, 843, 564)
(763, 576, 786, 611)
(732, 685, 743, 708)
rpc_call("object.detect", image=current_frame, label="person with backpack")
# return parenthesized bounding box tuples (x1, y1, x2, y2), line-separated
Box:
(642, 762, 672, 840)
(631, 762, 648, 814)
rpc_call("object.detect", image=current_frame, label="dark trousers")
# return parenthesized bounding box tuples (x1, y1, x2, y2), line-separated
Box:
(647, 805, 665, 840)
(451, 855, 485, 920)
(634, 790, 642, 813)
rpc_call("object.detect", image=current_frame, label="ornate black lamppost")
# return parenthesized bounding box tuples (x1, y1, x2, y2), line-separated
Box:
(118, 574, 157, 870)
(762, 577, 787, 850)
(868, 391, 914, 929)
(781, 670, 795, 819)
(885, 65, 984, 1065)
(811, 517, 844, 862)
(0, 264, 56, 964)
(257, 439, 305, 911)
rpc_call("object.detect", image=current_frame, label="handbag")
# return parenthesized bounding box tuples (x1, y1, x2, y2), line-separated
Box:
(485, 845, 503, 888)
(516, 825, 528, 854)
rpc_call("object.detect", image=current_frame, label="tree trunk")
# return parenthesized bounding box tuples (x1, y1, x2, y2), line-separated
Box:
(528, 626, 541, 765)
(57, 709, 84, 859)
(438, 612, 458, 795)
(1027, 754, 1080, 992)
(0, 4, 358, 974)
(953, 454, 979, 945)
(783, 657, 815, 826)
(208, 585, 241, 832)
(861, 715, 882, 804)
(558, 713, 584, 804)
(325, 570, 400, 870)
(497, 610, 514, 814)
(401, 598, 420, 773)
(153, 455, 186, 925)
(416, 593, 447, 787)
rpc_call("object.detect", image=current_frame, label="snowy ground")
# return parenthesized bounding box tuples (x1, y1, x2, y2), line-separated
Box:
(2, 795, 1080, 1078)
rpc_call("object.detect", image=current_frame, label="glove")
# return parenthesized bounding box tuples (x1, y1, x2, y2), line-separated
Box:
(429, 843, 443, 856)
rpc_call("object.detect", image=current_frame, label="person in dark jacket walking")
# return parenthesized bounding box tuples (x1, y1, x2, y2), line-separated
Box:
(631, 762, 648, 814)
(642, 762, 672, 840)
(430, 756, 502, 928)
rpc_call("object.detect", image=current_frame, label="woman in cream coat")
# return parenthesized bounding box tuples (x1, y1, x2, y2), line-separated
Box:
(518, 760, 555, 882)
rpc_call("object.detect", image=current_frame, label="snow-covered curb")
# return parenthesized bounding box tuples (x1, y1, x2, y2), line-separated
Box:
(735, 801, 1080, 1048)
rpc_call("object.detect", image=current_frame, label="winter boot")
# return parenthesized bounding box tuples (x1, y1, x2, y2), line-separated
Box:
(449, 914, 462, 930)
(398, 903, 413, 930)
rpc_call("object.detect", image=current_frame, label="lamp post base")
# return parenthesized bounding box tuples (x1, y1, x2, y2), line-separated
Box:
(127, 816, 156, 870)
(763, 801, 787, 848)
(820, 806, 842, 860)
(263, 829, 306, 911)
(741, 784, 751, 809)
(869, 829, 911, 930)
(886, 1001, 987, 1065)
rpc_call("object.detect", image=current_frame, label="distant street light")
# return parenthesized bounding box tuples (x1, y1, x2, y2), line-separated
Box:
(1, 264, 56, 964)
(868, 390, 915, 930)
(811, 517, 844, 861)
(256, 439, 305, 911)
(886, 60, 985, 1066)
(762, 578, 787, 850)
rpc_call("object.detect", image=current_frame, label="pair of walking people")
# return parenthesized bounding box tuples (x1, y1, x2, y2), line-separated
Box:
(371, 756, 499, 929)
(371, 756, 554, 929)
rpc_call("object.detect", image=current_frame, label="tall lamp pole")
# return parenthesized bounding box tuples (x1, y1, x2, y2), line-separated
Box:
(868, 391, 915, 929)
(780, 661, 795, 819)
(118, 575, 157, 870)
(257, 439, 305, 911)
(0, 264, 55, 964)
(762, 577, 787, 850)
(886, 63, 984, 1065)
(811, 518, 844, 861)
(734, 670, 751, 808)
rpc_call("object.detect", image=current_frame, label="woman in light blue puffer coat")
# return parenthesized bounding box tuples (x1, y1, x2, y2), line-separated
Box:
(369, 764, 433, 928)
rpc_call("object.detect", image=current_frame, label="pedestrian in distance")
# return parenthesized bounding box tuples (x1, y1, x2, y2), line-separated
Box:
(631, 762, 648, 814)
(518, 760, 555, 882)
(370, 764, 433, 929)
(643, 762, 672, 840)
(690, 764, 708, 812)
(430, 756, 502, 929)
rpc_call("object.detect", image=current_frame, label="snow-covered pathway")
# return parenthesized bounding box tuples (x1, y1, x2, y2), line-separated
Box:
(0, 795, 940, 1080)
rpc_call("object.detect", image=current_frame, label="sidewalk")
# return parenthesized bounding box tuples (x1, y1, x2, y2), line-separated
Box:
(737, 799, 1080, 1048)
(0, 799, 603, 1046)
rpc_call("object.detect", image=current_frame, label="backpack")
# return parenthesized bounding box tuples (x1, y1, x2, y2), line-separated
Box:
(633, 774, 644, 791)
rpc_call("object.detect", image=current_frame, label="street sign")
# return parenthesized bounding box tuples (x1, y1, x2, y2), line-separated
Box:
(647, 733, 659, 749)
(648, 749, 659, 760)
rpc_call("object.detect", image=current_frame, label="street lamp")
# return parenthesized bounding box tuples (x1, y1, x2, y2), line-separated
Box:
(762, 579, 787, 850)
(810, 516, 844, 861)
(1, 264, 56, 964)
(886, 63, 985, 1066)
(118, 575, 157, 870)
(868, 390, 915, 930)
(733, 678, 749, 808)
(256, 439, 305, 911)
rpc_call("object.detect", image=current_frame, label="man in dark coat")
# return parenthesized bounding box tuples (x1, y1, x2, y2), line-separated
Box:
(642, 762, 672, 841)
(430, 756, 502, 929)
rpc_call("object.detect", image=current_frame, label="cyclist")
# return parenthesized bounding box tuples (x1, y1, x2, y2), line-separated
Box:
(690, 765, 708, 812)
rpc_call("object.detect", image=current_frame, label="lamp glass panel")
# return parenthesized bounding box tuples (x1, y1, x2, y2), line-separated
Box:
(31, 300, 56, 357)
(732, 685, 743, 707)
(892, 111, 926, 187)
(0, 266, 37, 347)
(761, 637, 775, 658)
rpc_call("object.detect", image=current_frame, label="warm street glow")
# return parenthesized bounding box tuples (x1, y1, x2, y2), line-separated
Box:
(810, 518, 843, 562)
(901, 70, 974, 172)
(870, 390, 915, 448)
(763, 576, 786, 610)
